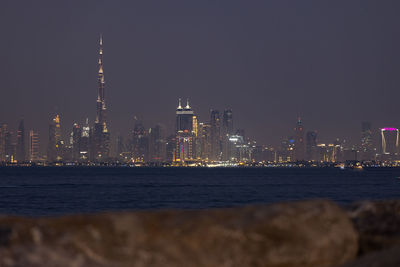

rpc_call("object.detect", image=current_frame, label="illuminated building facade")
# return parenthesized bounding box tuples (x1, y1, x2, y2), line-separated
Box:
(222, 109, 233, 161)
(47, 114, 63, 162)
(175, 99, 195, 162)
(79, 119, 90, 161)
(93, 35, 110, 161)
(29, 130, 39, 162)
(380, 128, 399, 160)
(72, 123, 82, 161)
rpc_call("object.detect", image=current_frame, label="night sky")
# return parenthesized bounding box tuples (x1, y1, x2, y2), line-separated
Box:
(1, 1, 399, 151)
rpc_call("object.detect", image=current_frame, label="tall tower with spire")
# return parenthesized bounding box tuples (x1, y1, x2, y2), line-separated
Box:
(92, 34, 110, 161)
(96, 34, 107, 131)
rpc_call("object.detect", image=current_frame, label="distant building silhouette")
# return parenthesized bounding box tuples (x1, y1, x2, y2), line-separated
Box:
(294, 118, 305, 161)
(360, 121, 373, 161)
(16, 119, 26, 162)
(29, 130, 39, 162)
(306, 131, 317, 161)
(210, 109, 221, 161)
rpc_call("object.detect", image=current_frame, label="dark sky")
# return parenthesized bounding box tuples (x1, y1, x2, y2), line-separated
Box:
(1, 0, 399, 150)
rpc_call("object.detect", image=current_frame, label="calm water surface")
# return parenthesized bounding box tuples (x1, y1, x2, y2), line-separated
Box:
(0, 167, 399, 216)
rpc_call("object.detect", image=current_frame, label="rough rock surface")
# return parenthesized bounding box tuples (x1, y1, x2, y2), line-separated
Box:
(347, 200, 400, 255)
(0, 200, 358, 267)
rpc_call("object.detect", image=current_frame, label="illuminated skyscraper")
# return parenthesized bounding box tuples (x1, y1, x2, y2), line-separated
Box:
(16, 119, 26, 162)
(175, 99, 195, 163)
(47, 114, 63, 162)
(294, 117, 305, 161)
(222, 109, 233, 161)
(80, 118, 90, 161)
(29, 130, 39, 162)
(199, 122, 211, 161)
(93, 35, 110, 161)
(72, 123, 82, 161)
(380, 128, 399, 160)
(210, 109, 221, 161)
(360, 121, 373, 161)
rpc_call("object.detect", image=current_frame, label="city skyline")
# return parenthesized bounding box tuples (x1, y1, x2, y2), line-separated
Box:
(1, 1, 400, 150)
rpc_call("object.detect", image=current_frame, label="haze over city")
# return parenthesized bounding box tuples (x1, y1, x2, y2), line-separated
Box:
(1, 0, 400, 151)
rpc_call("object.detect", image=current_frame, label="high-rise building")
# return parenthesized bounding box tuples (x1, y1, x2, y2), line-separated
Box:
(93, 35, 110, 161)
(29, 130, 39, 162)
(80, 118, 90, 161)
(294, 117, 305, 161)
(360, 121, 373, 161)
(16, 119, 26, 162)
(380, 128, 399, 160)
(165, 135, 176, 162)
(0, 123, 7, 162)
(149, 124, 166, 162)
(210, 109, 221, 161)
(199, 122, 211, 161)
(0, 125, 14, 163)
(306, 131, 317, 161)
(72, 123, 82, 161)
(47, 114, 63, 162)
(131, 119, 148, 162)
(222, 109, 233, 161)
(174, 99, 195, 163)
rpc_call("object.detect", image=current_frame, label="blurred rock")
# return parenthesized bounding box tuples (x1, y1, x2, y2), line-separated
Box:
(0, 200, 357, 267)
(347, 200, 400, 255)
(338, 246, 400, 267)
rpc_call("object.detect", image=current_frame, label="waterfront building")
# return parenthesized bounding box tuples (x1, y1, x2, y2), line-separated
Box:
(165, 135, 176, 162)
(360, 121, 373, 161)
(79, 118, 90, 161)
(131, 119, 148, 162)
(149, 124, 166, 162)
(47, 114, 63, 162)
(380, 128, 399, 161)
(210, 109, 221, 161)
(294, 117, 305, 161)
(29, 130, 39, 162)
(93, 35, 110, 161)
(175, 99, 195, 163)
(306, 131, 318, 161)
(0, 124, 7, 162)
(72, 123, 82, 161)
(16, 119, 26, 162)
(199, 122, 211, 161)
(222, 109, 233, 161)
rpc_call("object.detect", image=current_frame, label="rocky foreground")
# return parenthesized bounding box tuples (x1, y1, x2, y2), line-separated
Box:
(0, 200, 399, 267)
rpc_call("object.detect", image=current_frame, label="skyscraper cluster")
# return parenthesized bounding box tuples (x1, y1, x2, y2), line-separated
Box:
(0, 35, 399, 166)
